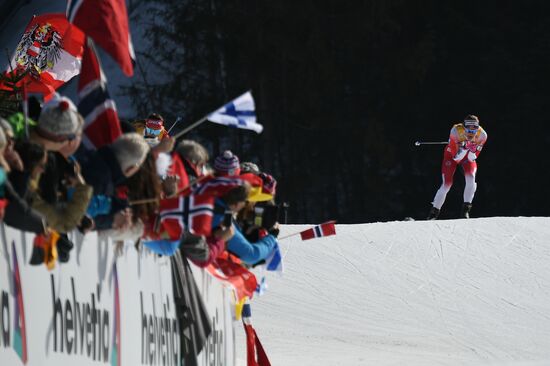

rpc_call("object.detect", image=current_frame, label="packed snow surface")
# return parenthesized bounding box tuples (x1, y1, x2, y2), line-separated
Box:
(238, 217, 550, 366)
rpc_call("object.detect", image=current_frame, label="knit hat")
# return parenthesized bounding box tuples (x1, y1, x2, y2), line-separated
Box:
(37, 96, 82, 141)
(214, 150, 240, 176)
(240, 161, 260, 175)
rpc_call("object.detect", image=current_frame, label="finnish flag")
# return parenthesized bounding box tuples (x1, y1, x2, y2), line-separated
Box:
(265, 242, 283, 273)
(207, 91, 263, 134)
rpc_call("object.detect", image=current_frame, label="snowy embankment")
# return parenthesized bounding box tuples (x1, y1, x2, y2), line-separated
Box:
(239, 217, 550, 366)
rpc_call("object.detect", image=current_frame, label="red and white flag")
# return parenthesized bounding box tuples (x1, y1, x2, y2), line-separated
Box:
(77, 39, 122, 149)
(67, 0, 135, 76)
(299, 221, 336, 241)
(5, 13, 85, 97)
(206, 258, 258, 302)
(242, 302, 271, 366)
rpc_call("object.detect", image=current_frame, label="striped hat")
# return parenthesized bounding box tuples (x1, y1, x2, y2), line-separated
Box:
(214, 150, 240, 176)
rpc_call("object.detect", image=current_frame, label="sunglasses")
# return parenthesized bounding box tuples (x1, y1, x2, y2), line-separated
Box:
(145, 127, 162, 137)
(465, 125, 479, 133)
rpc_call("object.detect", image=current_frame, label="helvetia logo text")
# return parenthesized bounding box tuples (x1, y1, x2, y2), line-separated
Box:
(50, 270, 120, 364)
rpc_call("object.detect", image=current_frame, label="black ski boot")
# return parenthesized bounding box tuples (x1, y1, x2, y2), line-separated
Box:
(427, 206, 440, 220)
(460, 202, 473, 219)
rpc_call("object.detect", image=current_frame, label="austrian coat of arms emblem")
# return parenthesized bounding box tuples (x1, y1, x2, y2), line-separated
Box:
(14, 22, 63, 77)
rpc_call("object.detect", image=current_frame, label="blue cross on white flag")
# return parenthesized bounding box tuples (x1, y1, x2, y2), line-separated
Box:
(207, 91, 263, 134)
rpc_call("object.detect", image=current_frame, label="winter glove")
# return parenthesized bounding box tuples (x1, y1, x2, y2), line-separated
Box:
(268, 227, 280, 238)
(57, 234, 74, 263)
(467, 151, 477, 162)
(453, 148, 468, 162)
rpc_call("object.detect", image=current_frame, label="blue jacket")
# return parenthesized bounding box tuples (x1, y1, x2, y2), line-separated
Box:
(212, 199, 277, 265)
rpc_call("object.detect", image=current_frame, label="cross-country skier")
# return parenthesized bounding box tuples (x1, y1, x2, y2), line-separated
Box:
(428, 115, 487, 220)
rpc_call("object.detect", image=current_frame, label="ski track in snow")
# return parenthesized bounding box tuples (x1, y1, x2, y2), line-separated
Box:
(237, 217, 550, 366)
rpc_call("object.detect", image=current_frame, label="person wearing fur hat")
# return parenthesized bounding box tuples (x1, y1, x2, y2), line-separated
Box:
(428, 115, 488, 220)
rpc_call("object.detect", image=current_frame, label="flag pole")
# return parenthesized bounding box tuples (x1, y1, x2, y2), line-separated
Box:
(277, 231, 303, 241)
(128, 197, 159, 206)
(22, 83, 29, 138)
(172, 115, 210, 139)
(172, 90, 254, 139)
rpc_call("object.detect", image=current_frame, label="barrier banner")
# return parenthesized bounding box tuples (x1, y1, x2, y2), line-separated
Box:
(0, 224, 180, 366)
(191, 264, 237, 366)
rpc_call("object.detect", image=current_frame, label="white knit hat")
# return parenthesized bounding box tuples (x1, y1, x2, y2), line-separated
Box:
(37, 95, 82, 141)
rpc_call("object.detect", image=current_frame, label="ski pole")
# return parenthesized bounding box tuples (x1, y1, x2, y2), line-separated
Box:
(414, 141, 448, 146)
(167, 116, 182, 135)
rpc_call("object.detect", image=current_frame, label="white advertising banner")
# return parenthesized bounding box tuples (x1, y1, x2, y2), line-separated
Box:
(0, 223, 237, 366)
(191, 265, 236, 366)
(0, 222, 181, 366)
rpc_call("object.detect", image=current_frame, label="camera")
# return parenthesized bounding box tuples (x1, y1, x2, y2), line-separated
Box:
(253, 202, 289, 229)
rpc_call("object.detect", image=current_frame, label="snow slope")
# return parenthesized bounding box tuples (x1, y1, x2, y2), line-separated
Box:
(238, 217, 550, 366)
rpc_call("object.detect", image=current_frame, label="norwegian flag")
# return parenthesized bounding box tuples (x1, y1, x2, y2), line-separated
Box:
(67, 0, 135, 76)
(299, 221, 336, 241)
(4, 13, 85, 97)
(157, 194, 214, 239)
(154, 175, 249, 241)
(77, 39, 122, 149)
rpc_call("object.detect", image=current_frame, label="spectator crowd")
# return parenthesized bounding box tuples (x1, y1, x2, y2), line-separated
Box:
(0, 94, 281, 273)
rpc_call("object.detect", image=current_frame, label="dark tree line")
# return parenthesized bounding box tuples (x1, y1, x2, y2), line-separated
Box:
(126, 0, 550, 223)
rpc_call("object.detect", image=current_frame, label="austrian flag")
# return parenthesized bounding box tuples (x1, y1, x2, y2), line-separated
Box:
(300, 221, 336, 241)
(7, 13, 85, 96)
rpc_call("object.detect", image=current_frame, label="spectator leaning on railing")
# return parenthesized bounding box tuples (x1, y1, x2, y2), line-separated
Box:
(77, 132, 150, 231)
(28, 97, 93, 237)
(0, 126, 47, 234)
